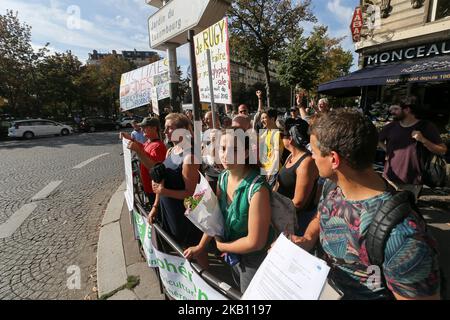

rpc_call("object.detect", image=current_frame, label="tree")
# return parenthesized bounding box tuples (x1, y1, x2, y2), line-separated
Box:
(97, 55, 136, 117)
(228, 0, 316, 108)
(276, 31, 325, 92)
(0, 10, 47, 117)
(277, 25, 353, 97)
(37, 51, 82, 119)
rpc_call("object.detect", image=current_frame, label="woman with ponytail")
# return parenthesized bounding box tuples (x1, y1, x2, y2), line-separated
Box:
(276, 118, 319, 236)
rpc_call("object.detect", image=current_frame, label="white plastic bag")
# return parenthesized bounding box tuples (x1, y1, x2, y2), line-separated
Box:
(184, 173, 224, 237)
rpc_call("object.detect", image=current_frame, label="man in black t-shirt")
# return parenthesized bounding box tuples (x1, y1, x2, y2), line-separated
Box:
(378, 100, 447, 200)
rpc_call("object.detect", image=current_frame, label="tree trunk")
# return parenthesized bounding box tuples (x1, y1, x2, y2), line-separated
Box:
(263, 62, 271, 109)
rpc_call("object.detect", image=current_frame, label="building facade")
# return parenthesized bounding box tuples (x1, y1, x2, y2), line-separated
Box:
(87, 49, 160, 67)
(319, 0, 450, 129)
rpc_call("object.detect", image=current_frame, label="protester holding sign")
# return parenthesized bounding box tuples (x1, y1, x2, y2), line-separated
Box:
(149, 113, 208, 269)
(185, 130, 274, 293)
(121, 117, 167, 206)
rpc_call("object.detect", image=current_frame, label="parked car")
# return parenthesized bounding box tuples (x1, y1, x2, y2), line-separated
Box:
(8, 119, 73, 139)
(117, 116, 144, 128)
(79, 117, 121, 132)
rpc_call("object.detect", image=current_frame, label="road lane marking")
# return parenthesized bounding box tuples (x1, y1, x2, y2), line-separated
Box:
(0, 203, 38, 239)
(73, 153, 110, 169)
(31, 180, 63, 201)
(0, 180, 63, 238)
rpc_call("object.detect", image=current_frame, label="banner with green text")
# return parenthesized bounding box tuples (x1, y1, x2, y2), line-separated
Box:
(133, 210, 228, 300)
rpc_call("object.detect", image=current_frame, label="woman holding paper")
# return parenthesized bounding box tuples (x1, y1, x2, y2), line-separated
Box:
(184, 130, 273, 293)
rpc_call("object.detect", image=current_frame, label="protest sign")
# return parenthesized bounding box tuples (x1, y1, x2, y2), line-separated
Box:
(122, 138, 134, 211)
(132, 210, 158, 267)
(151, 249, 228, 300)
(194, 17, 232, 104)
(120, 59, 170, 111)
(131, 206, 227, 299)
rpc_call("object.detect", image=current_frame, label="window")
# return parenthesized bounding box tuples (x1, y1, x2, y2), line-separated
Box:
(29, 121, 44, 126)
(429, 0, 450, 21)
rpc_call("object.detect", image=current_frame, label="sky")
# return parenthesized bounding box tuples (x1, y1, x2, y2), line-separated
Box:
(0, 0, 360, 75)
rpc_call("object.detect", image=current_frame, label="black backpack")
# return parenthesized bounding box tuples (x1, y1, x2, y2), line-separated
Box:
(366, 191, 420, 266)
(321, 180, 445, 298)
(417, 120, 447, 188)
(366, 190, 446, 299)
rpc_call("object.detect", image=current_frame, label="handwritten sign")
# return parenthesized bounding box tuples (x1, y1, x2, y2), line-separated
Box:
(119, 59, 170, 111)
(194, 17, 232, 104)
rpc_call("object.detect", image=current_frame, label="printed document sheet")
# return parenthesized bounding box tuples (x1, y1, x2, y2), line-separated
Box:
(242, 234, 330, 300)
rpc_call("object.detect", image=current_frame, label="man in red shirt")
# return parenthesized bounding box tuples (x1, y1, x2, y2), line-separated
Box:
(122, 117, 167, 206)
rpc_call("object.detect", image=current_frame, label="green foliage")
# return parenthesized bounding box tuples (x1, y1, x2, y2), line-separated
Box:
(0, 10, 48, 116)
(0, 10, 153, 120)
(98, 275, 140, 300)
(228, 0, 316, 108)
(277, 25, 353, 93)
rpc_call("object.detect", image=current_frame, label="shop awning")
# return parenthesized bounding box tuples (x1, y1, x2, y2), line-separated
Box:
(318, 55, 450, 96)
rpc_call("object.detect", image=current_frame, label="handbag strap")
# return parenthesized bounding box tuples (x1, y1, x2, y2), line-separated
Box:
(247, 175, 263, 204)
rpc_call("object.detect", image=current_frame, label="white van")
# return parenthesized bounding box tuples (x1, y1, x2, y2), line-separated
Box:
(8, 119, 73, 139)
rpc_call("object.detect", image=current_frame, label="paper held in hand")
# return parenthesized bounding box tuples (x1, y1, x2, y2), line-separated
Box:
(242, 234, 342, 300)
(184, 173, 224, 237)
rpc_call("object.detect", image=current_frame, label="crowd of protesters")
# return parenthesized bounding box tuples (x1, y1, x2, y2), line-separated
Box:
(121, 90, 446, 300)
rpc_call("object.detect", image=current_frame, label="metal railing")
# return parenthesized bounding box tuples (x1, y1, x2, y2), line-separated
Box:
(134, 196, 242, 300)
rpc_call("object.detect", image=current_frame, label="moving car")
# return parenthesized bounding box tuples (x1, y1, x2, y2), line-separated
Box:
(79, 117, 121, 132)
(8, 119, 73, 139)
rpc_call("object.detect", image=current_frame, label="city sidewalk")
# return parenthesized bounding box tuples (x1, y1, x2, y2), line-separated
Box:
(96, 182, 164, 300)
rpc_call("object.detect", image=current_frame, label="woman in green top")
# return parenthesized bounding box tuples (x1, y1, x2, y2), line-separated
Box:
(184, 129, 273, 293)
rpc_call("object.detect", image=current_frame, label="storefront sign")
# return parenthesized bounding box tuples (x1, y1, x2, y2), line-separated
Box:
(365, 40, 450, 66)
(350, 7, 363, 42)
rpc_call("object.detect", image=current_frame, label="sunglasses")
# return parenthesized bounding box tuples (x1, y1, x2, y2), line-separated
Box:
(239, 110, 248, 114)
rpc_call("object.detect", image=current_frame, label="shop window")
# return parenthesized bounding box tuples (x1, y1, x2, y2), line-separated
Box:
(429, 0, 450, 21)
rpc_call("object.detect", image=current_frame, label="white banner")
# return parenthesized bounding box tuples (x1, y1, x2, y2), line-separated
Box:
(119, 59, 170, 111)
(133, 210, 158, 267)
(132, 208, 228, 300)
(122, 138, 134, 211)
(152, 249, 228, 300)
(194, 17, 232, 104)
(151, 87, 159, 115)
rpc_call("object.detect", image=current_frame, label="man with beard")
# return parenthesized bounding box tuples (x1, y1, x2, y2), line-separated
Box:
(379, 99, 447, 200)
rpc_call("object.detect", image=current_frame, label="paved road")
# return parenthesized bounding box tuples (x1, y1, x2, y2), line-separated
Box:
(0, 132, 124, 299)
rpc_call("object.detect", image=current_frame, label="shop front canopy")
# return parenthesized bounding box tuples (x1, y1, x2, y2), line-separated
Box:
(318, 55, 450, 96)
